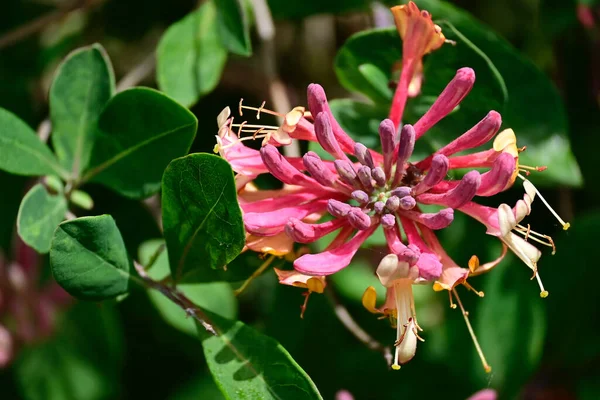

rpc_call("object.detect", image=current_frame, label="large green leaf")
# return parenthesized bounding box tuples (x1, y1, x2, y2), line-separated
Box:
(50, 215, 131, 301)
(17, 183, 67, 253)
(162, 153, 245, 283)
(138, 239, 238, 336)
(15, 303, 124, 400)
(199, 313, 323, 399)
(0, 108, 67, 178)
(49, 44, 115, 177)
(156, 2, 228, 107)
(335, 0, 582, 186)
(473, 256, 546, 397)
(214, 0, 252, 56)
(82, 88, 197, 199)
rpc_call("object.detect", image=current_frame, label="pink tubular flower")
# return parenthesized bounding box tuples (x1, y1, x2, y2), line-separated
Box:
(215, 4, 569, 371)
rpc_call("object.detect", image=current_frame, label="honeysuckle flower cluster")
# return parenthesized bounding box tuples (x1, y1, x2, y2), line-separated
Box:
(215, 2, 569, 371)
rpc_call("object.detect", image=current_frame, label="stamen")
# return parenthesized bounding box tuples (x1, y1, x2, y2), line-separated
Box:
(518, 175, 571, 230)
(234, 255, 276, 296)
(448, 291, 457, 309)
(519, 164, 547, 172)
(514, 224, 556, 254)
(239, 99, 272, 119)
(452, 288, 492, 373)
(462, 281, 485, 297)
(300, 290, 312, 318)
(535, 272, 549, 298)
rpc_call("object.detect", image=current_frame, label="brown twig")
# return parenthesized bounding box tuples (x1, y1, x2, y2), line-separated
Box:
(133, 261, 216, 335)
(0, 0, 105, 50)
(325, 285, 392, 365)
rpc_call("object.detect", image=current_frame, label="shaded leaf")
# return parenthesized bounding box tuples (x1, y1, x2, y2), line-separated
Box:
(17, 183, 67, 253)
(157, 2, 228, 107)
(0, 108, 66, 178)
(83, 88, 197, 199)
(50, 215, 131, 301)
(49, 44, 115, 177)
(214, 0, 252, 56)
(200, 313, 323, 399)
(162, 153, 245, 282)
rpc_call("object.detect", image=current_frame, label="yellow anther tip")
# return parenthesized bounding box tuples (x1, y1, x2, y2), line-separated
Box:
(391, 364, 401, 371)
(563, 222, 571, 231)
(213, 144, 220, 154)
(540, 291, 549, 298)
(450, 304, 457, 309)
(485, 366, 492, 373)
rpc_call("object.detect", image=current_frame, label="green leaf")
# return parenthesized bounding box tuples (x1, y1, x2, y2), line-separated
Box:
(162, 153, 245, 283)
(17, 183, 67, 253)
(49, 44, 115, 177)
(0, 108, 66, 178)
(156, 2, 228, 107)
(50, 215, 131, 301)
(474, 256, 546, 396)
(82, 88, 197, 199)
(214, 0, 252, 56)
(335, 1, 582, 186)
(200, 313, 323, 399)
(138, 239, 238, 336)
(15, 303, 124, 400)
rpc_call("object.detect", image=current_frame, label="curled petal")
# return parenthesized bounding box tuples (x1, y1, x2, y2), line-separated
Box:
(274, 268, 326, 293)
(246, 232, 294, 256)
(477, 152, 517, 196)
(432, 266, 469, 291)
(413, 68, 476, 139)
(376, 254, 416, 287)
(294, 225, 378, 275)
(285, 217, 348, 243)
(415, 253, 443, 281)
